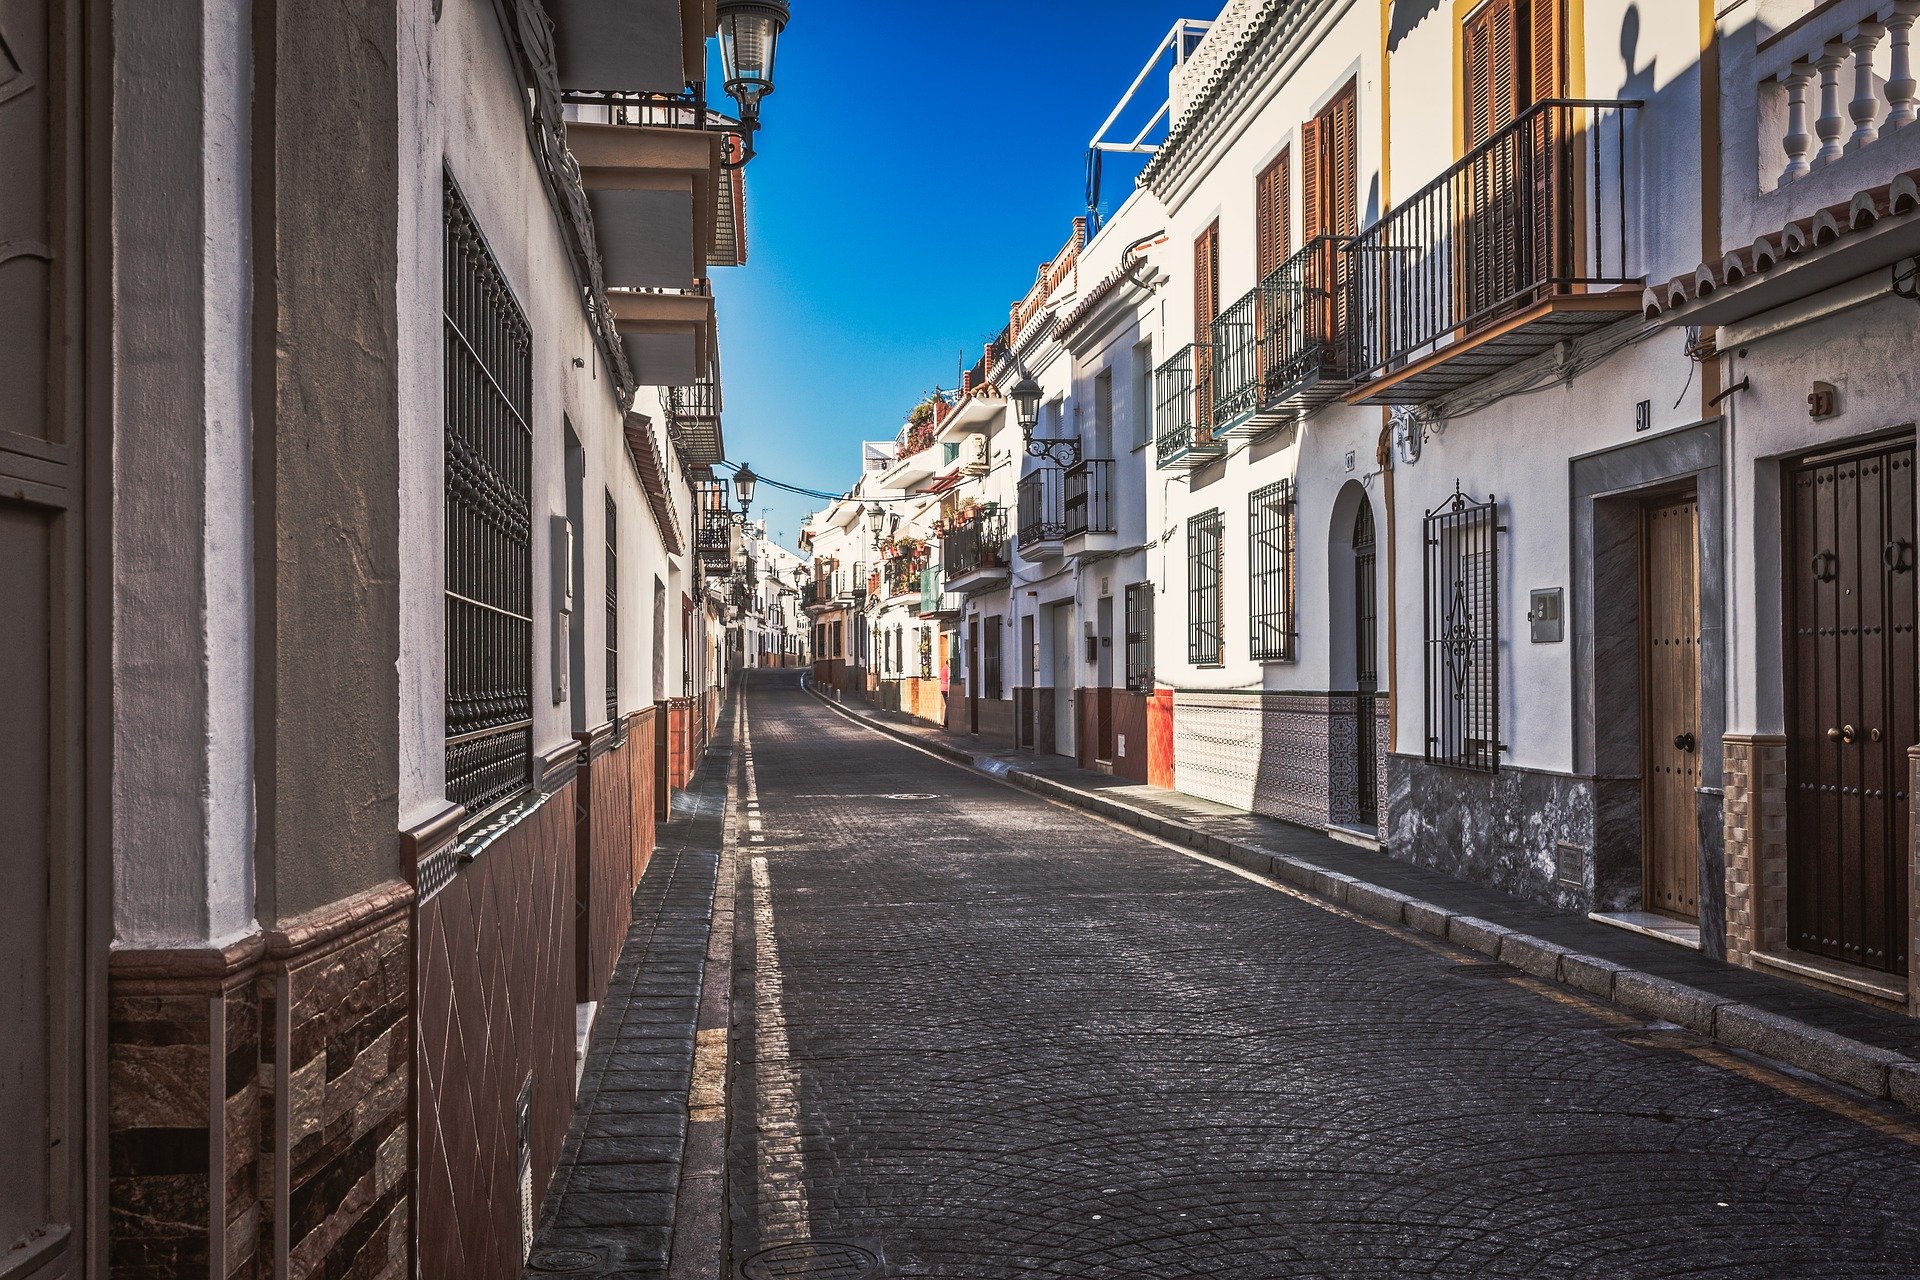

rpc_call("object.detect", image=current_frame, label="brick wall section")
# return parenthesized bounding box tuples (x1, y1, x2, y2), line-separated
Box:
(1724, 735, 1788, 966)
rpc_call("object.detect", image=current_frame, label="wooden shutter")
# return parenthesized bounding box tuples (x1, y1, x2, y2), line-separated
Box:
(1194, 222, 1219, 435)
(1529, 0, 1563, 104)
(1256, 150, 1292, 281)
(1327, 83, 1359, 239)
(1300, 117, 1324, 242)
(1464, 0, 1520, 149)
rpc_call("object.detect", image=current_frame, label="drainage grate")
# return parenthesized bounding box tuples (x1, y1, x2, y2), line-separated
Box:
(742, 1242, 879, 1279)
(527, 1248, 603, 1273)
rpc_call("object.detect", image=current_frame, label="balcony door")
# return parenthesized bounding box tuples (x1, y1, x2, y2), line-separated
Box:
(1193, 222, 1219, 440)
(1300, 83, 1356, 371)
(1462, 0, 1564, 323)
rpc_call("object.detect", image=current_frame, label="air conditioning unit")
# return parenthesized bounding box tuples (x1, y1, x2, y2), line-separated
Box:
(959, 434, 988, 476)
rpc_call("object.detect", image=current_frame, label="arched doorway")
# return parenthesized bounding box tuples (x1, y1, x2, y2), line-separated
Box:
(1328, 481, 1381, 830)
(1351, 501, 1379, 826)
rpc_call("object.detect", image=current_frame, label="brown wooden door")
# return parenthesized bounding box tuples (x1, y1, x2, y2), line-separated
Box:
(2, 0, 90, 1268)
(1642, 495, 1702, 921)
(1787, 439, 1917, 976)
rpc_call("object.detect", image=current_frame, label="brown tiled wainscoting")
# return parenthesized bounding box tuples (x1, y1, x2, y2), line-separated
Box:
(415, 786, 575, 1280)
(575, 715, 658, 1005)
(108, 880, 415, 1280)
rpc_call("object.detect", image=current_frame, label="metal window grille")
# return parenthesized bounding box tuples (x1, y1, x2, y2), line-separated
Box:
(444, 174, 534, 819)
(1125, 582, 1155, 692)
(984, 616, 1004, 700)
(605, 492, 618, 724)
(1249, 480, 1297, 662)
(919, 626, 933, 679)
(1188, 509, 1224, 666)
(1424, 482, 1505, 770)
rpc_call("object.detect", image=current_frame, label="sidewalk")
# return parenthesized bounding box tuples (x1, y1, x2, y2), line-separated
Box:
(526, 706, 735, 1278)
(812, 684, 1920, 1112)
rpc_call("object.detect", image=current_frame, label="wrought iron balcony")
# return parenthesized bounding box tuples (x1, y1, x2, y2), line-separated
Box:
(1344, 99, 1643, 405)
(942, 507, 1011, 592)
(882, 557, 924, 601)
(1064, 459, 1116, 540)
(1155, 344, 1225, 471)
(1017, 468, 1068, 551)
(1210, 236, 1358, 438)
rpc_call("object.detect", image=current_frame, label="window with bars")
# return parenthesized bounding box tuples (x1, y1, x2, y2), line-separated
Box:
(1424, 484, 1505, 770)
(1125, 582, 1155, 692)
(1249, 480, 1297, 662)
(444, 174, 534, 820)
(984, 616, 1004, 699)
(1188, 510, 1224, 667)
(605, 492, 618, 724)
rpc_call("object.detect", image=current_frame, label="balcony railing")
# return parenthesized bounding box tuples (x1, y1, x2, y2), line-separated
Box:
(1155, 345, 1225, 470)
(1346, 99, 1641, 388)
(1259, 235, 1355, 406)
(1064, 459, 1115, 538)
(1017, 468, 1067, 547)
(883, 557, 924, 600)
(942, 507, 1010, 584)
(1210, 285, 1262, 427)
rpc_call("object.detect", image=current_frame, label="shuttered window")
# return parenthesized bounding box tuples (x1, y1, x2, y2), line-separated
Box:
(1193, 222, 1219, 438)
(1256, 149, 1292, 283)
(1464, 0, 1561, 146)
(1188, 509, 1224, 667)
(1303, 83, 1359, 242)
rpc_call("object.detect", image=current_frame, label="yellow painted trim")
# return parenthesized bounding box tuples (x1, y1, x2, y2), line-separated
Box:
(1380, 0, 1393, 206)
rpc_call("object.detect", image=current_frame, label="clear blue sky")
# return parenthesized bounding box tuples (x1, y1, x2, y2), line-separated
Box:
(709, 0, 1208, 546)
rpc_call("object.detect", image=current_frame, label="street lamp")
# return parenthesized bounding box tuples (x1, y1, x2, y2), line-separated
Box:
(864, 503, 887, 544)
(716, 0, 789, 166)
(734, 462, 757, 514)
(1008, 363, 1079, 468)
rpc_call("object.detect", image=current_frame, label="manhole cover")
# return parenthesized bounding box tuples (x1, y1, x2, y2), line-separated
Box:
(1609, 1026, 1709, 1051)
(742, 1242, 879, 1279)
(527, 1248, 602, 1273)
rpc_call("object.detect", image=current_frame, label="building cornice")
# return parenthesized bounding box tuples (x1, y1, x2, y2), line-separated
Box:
(1141, 0, 1355, 210)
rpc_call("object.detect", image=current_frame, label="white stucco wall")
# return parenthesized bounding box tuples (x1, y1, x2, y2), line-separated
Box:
(397, 0, 685, 825)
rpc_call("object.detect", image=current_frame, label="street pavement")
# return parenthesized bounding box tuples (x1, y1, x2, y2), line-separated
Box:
(727, 670, 1920, 1279)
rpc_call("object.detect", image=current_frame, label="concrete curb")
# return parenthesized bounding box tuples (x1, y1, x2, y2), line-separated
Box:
(806, 682, 1920, 1115)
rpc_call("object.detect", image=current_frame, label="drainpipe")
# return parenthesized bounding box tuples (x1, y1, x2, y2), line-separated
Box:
(1376, 415, 1399, 752)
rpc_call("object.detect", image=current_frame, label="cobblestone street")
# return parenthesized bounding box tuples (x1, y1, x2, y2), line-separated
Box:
(715, 672, 1920, 1278)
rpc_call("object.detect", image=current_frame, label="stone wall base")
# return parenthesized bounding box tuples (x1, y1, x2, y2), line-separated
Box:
(109, 882, 414, 1280)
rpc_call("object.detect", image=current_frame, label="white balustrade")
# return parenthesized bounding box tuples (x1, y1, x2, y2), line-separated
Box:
(1770, 0, 1920, 186)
